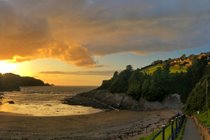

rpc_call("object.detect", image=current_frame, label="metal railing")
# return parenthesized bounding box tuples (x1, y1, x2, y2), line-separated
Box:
(151, 114, 186, 140)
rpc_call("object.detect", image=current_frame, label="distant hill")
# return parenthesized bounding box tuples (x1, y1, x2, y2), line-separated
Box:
(141, 52, 210, 74)
(0, 73, 49, 91)
(98, 52, 210, 104)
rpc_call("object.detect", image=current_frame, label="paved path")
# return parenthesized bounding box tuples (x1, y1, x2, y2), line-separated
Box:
(183, 118, 201, 140)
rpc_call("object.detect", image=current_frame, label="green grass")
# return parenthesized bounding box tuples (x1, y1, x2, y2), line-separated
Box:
(142, 64, 163, 74)
(170, 65, 188, 73)
(139, 121, 186, 140)
(176, 120, 186, 140)
(142, 64, 188, 75)
(139, 124, 174, 140)
(139, 130, 159, 140)
(197, 110, 210, 127)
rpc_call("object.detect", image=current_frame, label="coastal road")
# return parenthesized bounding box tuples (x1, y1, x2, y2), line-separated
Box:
(183, 118, 201, 140)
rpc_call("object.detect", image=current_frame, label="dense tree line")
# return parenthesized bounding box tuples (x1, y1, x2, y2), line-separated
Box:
(184, 75, 210, 115)
(98, 55, 209, 104)
(0, 73, 48, 91)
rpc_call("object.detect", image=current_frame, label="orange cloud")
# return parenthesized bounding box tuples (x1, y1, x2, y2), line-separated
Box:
(7, 41, 96, 67)
(0, 0, 96, 67)
(38, 42, 96, 67)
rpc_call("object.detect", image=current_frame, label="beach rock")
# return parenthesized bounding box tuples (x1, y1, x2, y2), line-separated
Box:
(64, 90, 143, 110)
(64, 90, 182, 111)
(64, 95, 111, 109)
(120, 96, 142, 110)
(8, 101, 15, 104)
(162, 94, 182, 109)
(139, 94, 182, 110)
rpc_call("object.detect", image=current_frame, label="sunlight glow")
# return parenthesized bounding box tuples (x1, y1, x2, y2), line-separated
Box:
(0, 61, 17, 74)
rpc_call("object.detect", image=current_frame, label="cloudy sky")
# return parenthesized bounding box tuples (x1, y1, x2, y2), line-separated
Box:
(0, 0, 210, 85)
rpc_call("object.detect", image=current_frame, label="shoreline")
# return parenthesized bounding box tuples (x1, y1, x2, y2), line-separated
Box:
(0, 109, 178, 140)
(0, 92, 102, 116)
(0, 88, 181, 140)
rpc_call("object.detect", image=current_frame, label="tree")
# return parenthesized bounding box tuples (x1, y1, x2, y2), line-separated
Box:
(181, 54, 186, 60)
(162, 62, 170, 72)
(142, 78, 151, 99)
(152, 60, 163, 65)
(181, 56, 208, 103)
(110, 66, 133, 93)
(126, 65, 133, 71)
(98, 71, 119, 90)
(127, 70, 144, 99)
(184, 76, 210, 115)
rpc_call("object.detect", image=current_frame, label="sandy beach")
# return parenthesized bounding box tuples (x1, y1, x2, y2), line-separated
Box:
(0, 87, 179, 140)
(0, 109, 177, 140)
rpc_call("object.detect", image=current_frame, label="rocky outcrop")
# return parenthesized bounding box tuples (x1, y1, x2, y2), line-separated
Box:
(162, 94, 182, 109)
(63, 90, 143, 110)
(7, 101, 15, 104)
(139, 99, 164, 110)
(0, 93, 16, 105)
(63, 90, 182, 111)
(139, 94, 183, 110)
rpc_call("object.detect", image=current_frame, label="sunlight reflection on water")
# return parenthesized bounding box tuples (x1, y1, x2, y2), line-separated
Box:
(0, 86, 101, 116)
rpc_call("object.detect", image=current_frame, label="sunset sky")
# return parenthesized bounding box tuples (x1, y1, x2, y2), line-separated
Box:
(0, 0, 210, 86)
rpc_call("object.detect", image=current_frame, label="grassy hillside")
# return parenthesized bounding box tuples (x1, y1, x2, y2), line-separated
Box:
(141, 52, 210, 74)
(142, 64, 163, 74)
(142, 64, 188, 74)
(170, 65, 188, 73)
(99, 52, 210, 104)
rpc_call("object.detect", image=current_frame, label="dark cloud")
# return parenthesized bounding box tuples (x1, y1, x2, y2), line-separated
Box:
(1, 0, 210, 65)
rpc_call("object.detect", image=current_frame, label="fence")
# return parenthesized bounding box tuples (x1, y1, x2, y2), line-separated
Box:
(151, 114, 186, 140)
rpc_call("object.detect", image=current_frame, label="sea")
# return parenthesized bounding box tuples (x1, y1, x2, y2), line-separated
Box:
(0, 86, 101, 116)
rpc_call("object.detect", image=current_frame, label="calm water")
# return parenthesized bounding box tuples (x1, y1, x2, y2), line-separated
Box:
(0, 86, 101, 116)
(21, 86, 96, 95)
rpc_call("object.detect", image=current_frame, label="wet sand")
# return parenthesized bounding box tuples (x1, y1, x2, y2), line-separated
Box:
(0, 109, 177, 140)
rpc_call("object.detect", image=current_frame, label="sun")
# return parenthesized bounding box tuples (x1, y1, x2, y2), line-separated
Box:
(0, 61, 17, 74)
